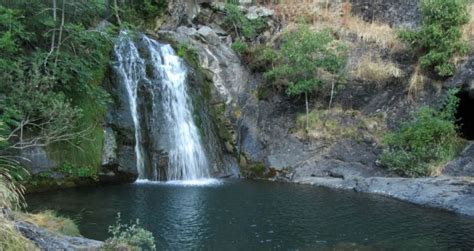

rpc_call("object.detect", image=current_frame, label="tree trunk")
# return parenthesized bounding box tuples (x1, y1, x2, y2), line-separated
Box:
(305, 91, 309, 132)
(329, 80, 335, 109)
(50, 0, 57, 52)
(54, 0, 65, 67)
(114, 0, 122, 26)
(45, 0, 57, 68)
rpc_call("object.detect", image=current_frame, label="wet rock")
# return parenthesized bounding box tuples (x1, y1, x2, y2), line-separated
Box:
(101, 127, 117, 167)
(15, 221, 103, 251)
(18, 147, 57, 174)
(116, 145, 138, 176)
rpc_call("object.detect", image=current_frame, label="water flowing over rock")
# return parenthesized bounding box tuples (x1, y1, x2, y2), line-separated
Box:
(107, 31, 230, 181)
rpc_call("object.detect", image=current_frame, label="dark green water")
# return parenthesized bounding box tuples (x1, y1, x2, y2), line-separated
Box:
(27, 180, 474, 250)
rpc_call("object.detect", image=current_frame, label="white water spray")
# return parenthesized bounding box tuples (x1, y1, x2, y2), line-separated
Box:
(113, 32, 212, 182)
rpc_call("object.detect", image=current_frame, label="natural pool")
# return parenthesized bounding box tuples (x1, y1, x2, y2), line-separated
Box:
(27, 180, 474, 250)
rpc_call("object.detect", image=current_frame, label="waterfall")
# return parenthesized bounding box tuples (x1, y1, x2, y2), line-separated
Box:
(113, 32, 212, 182)
(113, 31, 147, 179)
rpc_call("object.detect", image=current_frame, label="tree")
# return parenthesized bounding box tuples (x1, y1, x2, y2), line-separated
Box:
(399, 0, 470, 77)
(265, 24, 347, 130)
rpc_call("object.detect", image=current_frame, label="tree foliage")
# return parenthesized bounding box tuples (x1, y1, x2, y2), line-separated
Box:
(0, 0, 166, 177)
(399, 0, 470, 77)
(265, 24, 347, 97)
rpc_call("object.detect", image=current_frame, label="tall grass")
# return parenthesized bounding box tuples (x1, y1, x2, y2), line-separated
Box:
(0, 123, 37, 250)
(268, 1, 402, 49)
(18, 210, 80, 237)
(0, 161, 36, 250)
(353, 54, 404, 83)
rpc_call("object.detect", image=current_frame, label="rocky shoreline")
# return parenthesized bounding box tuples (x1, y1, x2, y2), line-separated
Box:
(15, 221, 103, 251)
(293, 175, 474, 217)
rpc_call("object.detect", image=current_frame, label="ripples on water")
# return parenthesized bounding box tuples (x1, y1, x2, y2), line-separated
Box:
(27, 180, 474, 250)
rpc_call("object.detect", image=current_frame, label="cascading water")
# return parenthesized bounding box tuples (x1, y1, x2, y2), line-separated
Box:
(143, 37, 210, 180)
(113, 32, 213, 182)
(113, 32, 147, 179)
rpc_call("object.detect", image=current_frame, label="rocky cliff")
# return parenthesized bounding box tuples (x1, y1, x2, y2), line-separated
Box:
(152, 0, 474, 216)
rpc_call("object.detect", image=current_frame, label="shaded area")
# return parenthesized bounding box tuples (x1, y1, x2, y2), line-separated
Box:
(456, 90, 474, 140)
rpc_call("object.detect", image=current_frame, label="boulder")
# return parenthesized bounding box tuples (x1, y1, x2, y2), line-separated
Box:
(245, 6, 275, 20)
(444, 143, 474, 177)
(15, 221, 103, 251)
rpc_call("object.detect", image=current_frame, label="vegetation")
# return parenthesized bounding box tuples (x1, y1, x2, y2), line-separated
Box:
(103, 213, 156, 251)
(176, 42, 200, 68)
(0, 0, 167, 184)
(56, 162, 98, 179)
(223, 2, 266, 40)
(230, 39, 248, 55)
(380, 89, 465, 177)
(399, 0, 470, 77)
(295, 108, 386, 142)
(353, 54, 404, 83)
(0, 125, 36, 250)
(18, 210, 80, 237)
(265, 24, 347, 130)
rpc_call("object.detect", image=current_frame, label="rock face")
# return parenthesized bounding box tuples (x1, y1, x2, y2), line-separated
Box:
(351, 0, 421, 28)
(18, 147, 57, 174)
(103, 64, 139, 179)
(444, 144, 474, 177)
(15, 221, 103, 251)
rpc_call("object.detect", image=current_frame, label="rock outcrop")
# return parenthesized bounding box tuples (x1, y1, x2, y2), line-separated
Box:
(295, 176, 474, 217)
(351, 0, 421, 28)
(15, 221, 103, 251)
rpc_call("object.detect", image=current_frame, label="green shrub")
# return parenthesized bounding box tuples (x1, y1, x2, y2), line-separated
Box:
(399, 0, 470, 77)
(176, 42, 200, 68)
(102, 213, 156, 251)
(56, 162, 97, 179)
(380, 89, 465, 177)
(223, 3, 266, 39)
(247, 44, 278, 72)
(231, 39, 248, 54)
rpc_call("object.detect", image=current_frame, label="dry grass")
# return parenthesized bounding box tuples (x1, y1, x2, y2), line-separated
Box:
(294, 107, 386, 142)
(340, 16, 402, 49)
(0, 217, 38, 251)
(19, 210, 81, 237)
(352, 54, 404, 83)
(462, 3, 474, 44)
(267, 1, 402, 49)
(0, 150, 37, 250)
(408, 63, 426, 99)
